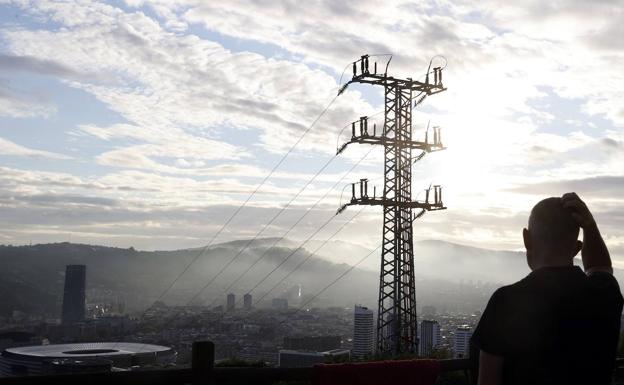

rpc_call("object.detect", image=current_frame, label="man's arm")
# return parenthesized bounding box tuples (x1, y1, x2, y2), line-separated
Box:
(561, 192, 612, 275)
(478, 350, 503, 385)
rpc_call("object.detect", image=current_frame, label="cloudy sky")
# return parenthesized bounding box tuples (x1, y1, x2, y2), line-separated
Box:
(0, 0, 623, 265)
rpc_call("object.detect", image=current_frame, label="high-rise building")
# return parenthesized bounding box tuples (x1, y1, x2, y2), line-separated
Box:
(419, 320, 441, 357)
(226, 293, 235, 311)
(243, 293, 252, 311)
(352, 305, 374, 359)
(62, 265, 86, 324)
(453, 325, 472, 358)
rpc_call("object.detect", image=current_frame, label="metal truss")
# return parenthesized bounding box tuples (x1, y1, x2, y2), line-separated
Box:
(336, 55, 447, 355)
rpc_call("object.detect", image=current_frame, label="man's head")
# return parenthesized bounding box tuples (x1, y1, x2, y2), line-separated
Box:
(523, 197, 582, 270)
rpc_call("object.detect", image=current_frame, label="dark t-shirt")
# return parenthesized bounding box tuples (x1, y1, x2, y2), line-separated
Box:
(471, 266, 623, 385)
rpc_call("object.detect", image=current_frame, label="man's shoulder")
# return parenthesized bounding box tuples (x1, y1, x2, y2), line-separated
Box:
(487, 276, 538, 305)
(486, 284, 516, 305)
(494, 278, 528, 296)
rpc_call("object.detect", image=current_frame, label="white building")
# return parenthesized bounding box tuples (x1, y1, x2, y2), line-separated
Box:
(453, 325, 472, 358)
(352, 305, 374, 359)
(419, 320, 441, 357)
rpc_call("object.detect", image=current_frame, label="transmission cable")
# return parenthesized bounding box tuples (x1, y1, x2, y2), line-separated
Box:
(293, 244, 380, 313)
(141, 94, 340, 309)
(185, 152, 338, 306)
(202, 146, 376, 308)
(253, 206, 366, 306)
(228, 208, 338, 303)
(129, 92, 341, 353)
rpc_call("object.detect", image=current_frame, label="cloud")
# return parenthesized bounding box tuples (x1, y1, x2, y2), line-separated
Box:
(0, 137, 70, 159)
(509, 176, 624, 198)
(0, 0, 623, 260)
(6, 3, 370, 142)
(0, 78, 56, 118)
(0, 53, 83, 78)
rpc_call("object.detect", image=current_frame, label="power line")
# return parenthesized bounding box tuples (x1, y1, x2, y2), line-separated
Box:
(142, 93, 340, 310)
(137, 153, 373, 353)
(294, 244, 380, 312)
(129, 92, 343, 355)
(185, 153, 338, 306)
(272, 244, 380, 329)
(253, 206, 366, 306)
(203, 146, 376, 308)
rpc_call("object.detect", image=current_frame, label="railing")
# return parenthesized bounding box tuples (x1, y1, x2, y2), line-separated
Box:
(0, 341, 476, 385)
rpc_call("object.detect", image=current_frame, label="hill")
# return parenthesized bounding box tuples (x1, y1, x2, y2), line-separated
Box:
(1, 240, 620, 318)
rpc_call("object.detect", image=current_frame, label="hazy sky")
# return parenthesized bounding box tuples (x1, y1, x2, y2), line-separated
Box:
(0, 1, 622, 265)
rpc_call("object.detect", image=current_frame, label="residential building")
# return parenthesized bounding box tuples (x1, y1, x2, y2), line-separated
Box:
(227, 293, 235, 311)
(419, 320, 441, 357)
(243, 293, 252, 311)
(352, 305, 374, 358)
(453, 325, 472, 358)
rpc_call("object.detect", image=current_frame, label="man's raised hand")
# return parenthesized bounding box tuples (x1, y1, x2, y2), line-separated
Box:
(561, 192, 596, 229)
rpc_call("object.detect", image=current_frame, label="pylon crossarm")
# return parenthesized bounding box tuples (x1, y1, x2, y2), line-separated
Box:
(337, 137, 441, 155)
(352, 74, 445, 94)
(338, 197, 445, 211)
(339, 70, 446, 96)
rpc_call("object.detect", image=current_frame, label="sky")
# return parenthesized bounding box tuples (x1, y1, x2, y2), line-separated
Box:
(0, 0, 623, 266)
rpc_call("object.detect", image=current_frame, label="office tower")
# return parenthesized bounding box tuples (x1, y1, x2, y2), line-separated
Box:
(243, 293, 252, 311)
(454, 325, 472, 358)
(227, 293, 235, 311)
(352, 305, 374, 359)
(419, 320, 441, 357)
(62, 265, 86, 324)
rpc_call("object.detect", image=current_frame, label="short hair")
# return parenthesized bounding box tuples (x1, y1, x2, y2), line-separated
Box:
(528, 197, 580, 250)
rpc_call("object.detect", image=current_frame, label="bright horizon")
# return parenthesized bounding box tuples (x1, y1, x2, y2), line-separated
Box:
(1, 1, 622, 265)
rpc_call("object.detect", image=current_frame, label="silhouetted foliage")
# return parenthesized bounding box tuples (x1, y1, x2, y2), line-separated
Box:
(216, 358, 266, 367)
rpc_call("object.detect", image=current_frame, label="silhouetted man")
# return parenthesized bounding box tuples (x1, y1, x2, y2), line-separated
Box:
(472, 193, 623, 385)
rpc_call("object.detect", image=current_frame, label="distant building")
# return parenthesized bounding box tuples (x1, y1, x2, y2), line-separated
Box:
(419, 320, 441, 357)
(453, 325, 472, 358)
(243, 293, 252, 311)
(0, 342, 175, 377)
(62, 265, 86, 324)
(278, 349, 350, 368)
(352, 305, 374, 358)
(227, 293, 235, 311)
(272, 298, 288, 310)
(283, 336, 341, 351)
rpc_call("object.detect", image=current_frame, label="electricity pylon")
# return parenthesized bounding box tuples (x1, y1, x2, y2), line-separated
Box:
(337, 55, 447, 355)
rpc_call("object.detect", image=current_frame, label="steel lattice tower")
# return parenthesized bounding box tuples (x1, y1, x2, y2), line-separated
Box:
(337, 55, 447, 355)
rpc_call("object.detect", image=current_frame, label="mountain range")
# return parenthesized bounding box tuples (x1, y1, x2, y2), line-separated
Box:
(1, 239, 620, 319)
